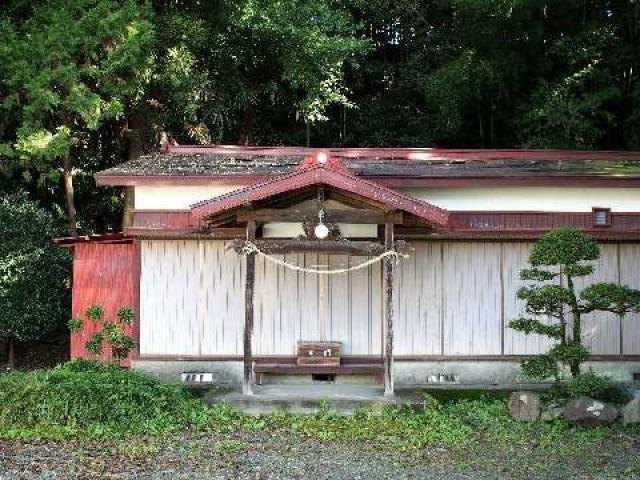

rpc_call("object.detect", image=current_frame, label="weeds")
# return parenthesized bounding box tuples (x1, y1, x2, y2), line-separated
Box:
(0, 359, 636, 458)
(0, 360, 209, 436)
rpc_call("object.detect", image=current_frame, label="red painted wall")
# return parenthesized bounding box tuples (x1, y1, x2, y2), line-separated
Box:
(71, 242, 137, 366)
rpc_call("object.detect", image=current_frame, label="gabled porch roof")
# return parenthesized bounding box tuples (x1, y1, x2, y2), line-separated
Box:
(190, 153, 449, 227)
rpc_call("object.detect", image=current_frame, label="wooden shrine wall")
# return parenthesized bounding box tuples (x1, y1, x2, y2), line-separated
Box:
(71, 242, 136, 364)
(138, 240, 640, 358)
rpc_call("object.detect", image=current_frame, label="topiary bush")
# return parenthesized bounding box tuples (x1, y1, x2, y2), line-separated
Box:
(0, 360, 209, 435)
(509, 228, 640, 379)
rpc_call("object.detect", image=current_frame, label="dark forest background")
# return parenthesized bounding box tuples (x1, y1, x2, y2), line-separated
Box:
(1, 0, 639, 233)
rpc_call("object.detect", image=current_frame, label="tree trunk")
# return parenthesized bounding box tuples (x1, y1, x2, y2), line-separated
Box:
(569, 354, 581, 378)
(238, 106, 255, 145)
(567, 275, 581, 342)
(62, 152, 77, 236)
(7, 339, 15, 369)
(121, 187, 135, 229)
(478, 110, 485, 148)
(127, 108, 145, 161)
(566, 274, 582, 378)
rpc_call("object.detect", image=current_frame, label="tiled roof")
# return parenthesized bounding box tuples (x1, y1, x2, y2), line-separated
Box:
(95, 146, 640, 181)
(190, 154, 449, 227)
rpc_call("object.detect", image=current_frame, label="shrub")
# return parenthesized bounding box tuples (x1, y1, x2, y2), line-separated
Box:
(543, 372, 632, 406)
(0, 194, 70, 367)
(0, 360, 209, 436)
(73, 304, 136, 362)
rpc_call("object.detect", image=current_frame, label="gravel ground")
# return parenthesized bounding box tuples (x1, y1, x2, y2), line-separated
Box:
(2, 430, 640, 479)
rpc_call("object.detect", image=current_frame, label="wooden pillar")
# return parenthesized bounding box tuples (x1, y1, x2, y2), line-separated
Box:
(383, 221, 394, 397)
(243, 219, 257, 395)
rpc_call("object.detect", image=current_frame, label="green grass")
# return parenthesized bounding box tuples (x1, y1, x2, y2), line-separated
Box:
(0, 360, 637, 456)
(2, 362, 638, 478)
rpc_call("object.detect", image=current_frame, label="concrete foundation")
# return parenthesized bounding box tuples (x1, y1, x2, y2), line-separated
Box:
(133, 359, 640, 386)
(133, 360, 244, 385)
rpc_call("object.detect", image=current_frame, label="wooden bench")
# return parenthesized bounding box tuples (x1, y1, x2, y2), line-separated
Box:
(254, 362, 384, 384)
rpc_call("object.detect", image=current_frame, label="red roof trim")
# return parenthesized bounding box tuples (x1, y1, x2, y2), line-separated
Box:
(190, 155, 449, 226)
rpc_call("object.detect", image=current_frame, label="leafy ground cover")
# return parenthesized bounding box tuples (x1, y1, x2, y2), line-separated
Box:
(0, 361, 639, 479)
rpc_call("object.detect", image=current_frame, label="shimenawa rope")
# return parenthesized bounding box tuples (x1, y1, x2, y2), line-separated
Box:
(240, 241, 409, 275)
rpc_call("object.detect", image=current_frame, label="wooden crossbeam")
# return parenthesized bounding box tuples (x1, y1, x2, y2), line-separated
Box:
(237, 208, 403, 225)
(229, 238, 412, 256)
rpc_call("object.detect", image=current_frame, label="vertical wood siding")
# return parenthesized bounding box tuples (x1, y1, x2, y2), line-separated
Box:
(71, 243, 135, 365)
(138, 240, 640, 357)
(502, 242, 555, 355)
(394, 243, 443, 355)
(442, 243, 503, 355)
(620, 245, 640, 354)
(254, 253, 382, 355)
(140, 240, 244, 355)
(574, 244, 621, 355)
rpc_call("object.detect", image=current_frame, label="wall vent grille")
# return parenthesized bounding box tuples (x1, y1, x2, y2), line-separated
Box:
(181, 372, 214, 383)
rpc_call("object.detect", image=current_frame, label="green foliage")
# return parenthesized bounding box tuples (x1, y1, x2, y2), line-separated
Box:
(519, 27, 621, 149)
(116, 307, 134, 325)
(548, 342, 590, 371)
(0, 0, 154, 161)
(0, 0, 154, 233)
(2, 0, 640, 233)
(104, 324, 136, 361)
(0, 360, 209, 435)
(510, 228, 640, 379)
(581, 283, 640, 316)
(150, 0, 369, 148)
(85, 305, 104, 322)
(102, 321, 117, 335)
(425, 48, 502, 140)
(528, 229, 599, 268)
(521, 354, 561, 380)
(520, 268, 557, 282)
(508, 318, 563, 339)
(517, 285, 573, 318)
(67, 318, 83, 332)
(544, 372, 632, 406)
(0, 194, 69, 345)
(85, 332, 104, 355)
(80, 304, 135, 361)
(0, 366, 621, 458)
(233, 0, 370, 123)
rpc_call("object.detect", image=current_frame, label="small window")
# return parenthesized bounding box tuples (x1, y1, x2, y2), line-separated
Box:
(592, 208, 611, 227)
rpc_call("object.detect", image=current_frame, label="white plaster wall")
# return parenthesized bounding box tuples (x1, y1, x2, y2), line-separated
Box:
(401, 187, 640, 211)
(262, 223, 377, 238)
(135, 185, 242, 209)
(135, 185, 640, 212)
